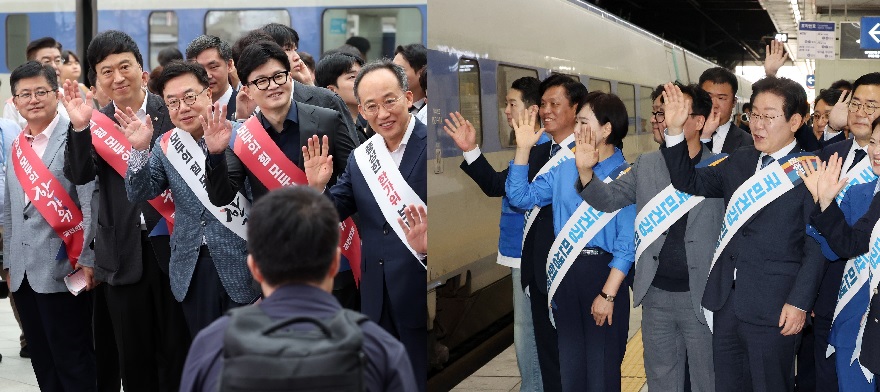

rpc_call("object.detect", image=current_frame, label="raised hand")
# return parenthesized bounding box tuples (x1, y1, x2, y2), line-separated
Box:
(512, 109, 543, 150)
(816, 153, 848, 211)
(397, 204, 427, 254)
(764, 39, 788, 77)
(201, 102, 232, 154)
(828, 90, 850, 132)
(115, 107, 153, 151)
(235, 89, 258, 120)
(574, 121, 600, 184)
(798, 156, 824, 203)
(302, 135, 333, 191)
(443, 112, 477, 152)
(701, 110, 721, 140)
(662, 83, 689, 136)
(61, 79, 94, 131)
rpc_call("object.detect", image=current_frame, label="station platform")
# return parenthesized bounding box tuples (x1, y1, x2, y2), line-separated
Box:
(0, 296, 38, 391)
(453, 298, 649, 392)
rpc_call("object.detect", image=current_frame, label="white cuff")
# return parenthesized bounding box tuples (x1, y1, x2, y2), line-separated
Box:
(823, 125, 841, 141)
(463, 146, 482, 165)
(664, 129, 686, 146)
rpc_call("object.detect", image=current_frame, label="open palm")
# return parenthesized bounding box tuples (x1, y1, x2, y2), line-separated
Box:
(60, 80, 94, 130)
(202, 102, 232, 154)
(302, 135, 333, 191)
(115, 107, 153, 151)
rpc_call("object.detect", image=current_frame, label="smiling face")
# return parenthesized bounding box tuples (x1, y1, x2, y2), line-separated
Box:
(193, 48, 231, 103)
(95, 52, 147, 109)
(539, 85, 578, 139)
(650, 95, 666, 144)
(164, 74, 211, 136)
(575, 104, 611, 147)
(357, 68, 414, 146)
(848, 84, 880, 144)
(749, 91, 800, 155)
(33, 47, 62, 83)
(13, 75, 59, 126)
(812, 99, 832, 139)
(241, 59, 292, 114)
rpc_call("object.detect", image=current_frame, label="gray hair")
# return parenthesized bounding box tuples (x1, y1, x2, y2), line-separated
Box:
(353, 59, 408, 104)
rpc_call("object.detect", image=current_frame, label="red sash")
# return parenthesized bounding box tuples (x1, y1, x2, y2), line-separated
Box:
(89, 110, 176, 232)
(12, 131, 84, 268)
(233, 116, 362, 284)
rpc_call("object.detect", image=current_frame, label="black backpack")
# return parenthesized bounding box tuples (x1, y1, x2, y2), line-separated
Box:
(220, 306, 369, 391)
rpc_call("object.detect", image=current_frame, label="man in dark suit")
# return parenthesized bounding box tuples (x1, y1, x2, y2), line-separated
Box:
(185, 35, 238, 120)
(303, 60, 427, 392)
(661, 78, 826, 392)
(63, 30, 191, 392)
(698, 67, 753, 154)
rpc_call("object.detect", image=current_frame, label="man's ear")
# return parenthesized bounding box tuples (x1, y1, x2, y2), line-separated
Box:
(246, 255, 263, 284)
(789, 114, 803, 134)
(327, 85, 339, 94)
(694, 115, 706, 130)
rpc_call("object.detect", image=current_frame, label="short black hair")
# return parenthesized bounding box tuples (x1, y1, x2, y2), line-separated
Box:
(26, 37, 62, 61)
(61, 50, 80, 65)
(236, 41, 290, 86)
(510, 76, 541, 107)
(419, 68, 427, 93)
(315, 52, 364, 89)
(87, 67, 97, 87)
(87, 30, 144, 70)
(299, 51, 315, 72)
(830, 79, 854, 91)
(260, 23, 299, 50)
(354, 59, 408, 104)
(872, 115, 880, 131)
(583, 91, 628, 150)
(248, 187, 340, 286)
(231, 30, 274, 65)
(10, 61, 58, 95)
(153, 61, 209, 96)
(345, 36, 370, 55)
(158, 47, 183, 67)
(852, 72, 880, 95)
(742, 102, 752, 112)
(324, 45, 364, 62)
(185, 35, 231, 62)
(750, 76, 808, 121)
(699, 67, 738, 94)
(679, 83, 713, 118)
(815, 88, 843, 109)
(650, 84, 665, 102)
(394, 43, 427, 71)
(540, 74, 588, 108)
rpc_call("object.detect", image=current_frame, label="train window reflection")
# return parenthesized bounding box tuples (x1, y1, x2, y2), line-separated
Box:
(588, 78, 611, 93)
(497, 65, 538, 148)
(458, 58, 482, 147)
(617, 82, 636, 135)
(322, 8, 422, 61)
(639, 86, 653, 135)
(6, 15, 29, 72)
(148, 12, 178, 71)
(205, 10, 290, 48)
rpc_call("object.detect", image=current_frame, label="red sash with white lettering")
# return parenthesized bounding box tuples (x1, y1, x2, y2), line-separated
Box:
(89, 110, 176, 232)
(12, 131, 84, 268)
(232, 116, 362, 281)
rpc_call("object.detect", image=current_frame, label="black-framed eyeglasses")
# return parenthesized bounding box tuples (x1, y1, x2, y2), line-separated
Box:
(13, 89, 52, 101)
(811, 112, 830, 122)
(848, 101, 879, 115)
(165, 87, 208, 111)
(249, 71, 290, 91)
(746, 112, 785, 124)
(362, 94, 406, 116)
(651, 111, 665, 121)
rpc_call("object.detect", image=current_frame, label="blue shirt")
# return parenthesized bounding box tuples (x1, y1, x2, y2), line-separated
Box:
(179, 284, 417, 392)
(497, 133, 551, 260)
(505, 148, 636, 274)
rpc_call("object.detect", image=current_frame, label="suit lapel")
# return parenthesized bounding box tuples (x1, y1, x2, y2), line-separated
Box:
(227, 90, 238, 121)
(40, 118, 69, 170)
(292, 81, 312, 104)
(398, 119, 426, 180)
(297, 104, 319, 168)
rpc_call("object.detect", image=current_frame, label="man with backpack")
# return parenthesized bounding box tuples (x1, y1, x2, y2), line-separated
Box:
(179, 186, 417, 392)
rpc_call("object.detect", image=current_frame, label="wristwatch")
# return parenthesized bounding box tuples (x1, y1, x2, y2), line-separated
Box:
(599, 291, 615, 303)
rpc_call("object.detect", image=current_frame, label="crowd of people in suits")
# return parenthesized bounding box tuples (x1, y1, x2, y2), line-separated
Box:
(0, 23, 428, 392)
(443, 39, 880, 392)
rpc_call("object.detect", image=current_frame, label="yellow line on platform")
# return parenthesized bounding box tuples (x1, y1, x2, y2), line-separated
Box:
(621, 329, 646, 392)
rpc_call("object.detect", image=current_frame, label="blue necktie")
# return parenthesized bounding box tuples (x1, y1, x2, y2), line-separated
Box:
(550, 143, 561, 158)
(760, 155, 775, 169)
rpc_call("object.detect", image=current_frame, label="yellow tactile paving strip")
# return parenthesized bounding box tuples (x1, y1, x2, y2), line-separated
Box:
(621, 329, 647, 392)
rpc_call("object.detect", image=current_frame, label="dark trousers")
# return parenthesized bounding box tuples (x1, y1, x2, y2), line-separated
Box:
(378, 280, 427, 392)
(714, 287, 800, 392)
(333, 269, 361, 311)
(529, 282, 563, 392)
(796, 322, 816, 392)
(15, 274, 97, 392)
(94, 285, 120, 392)
(553, 253, 629, 392)
(103, 236, 191, 392)
(180, 245, 243, 338)
(812, 314, 838, 392)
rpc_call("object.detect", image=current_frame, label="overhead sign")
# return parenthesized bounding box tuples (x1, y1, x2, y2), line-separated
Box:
(798, 22, 836, 60)
(861, 17, 880, 50)
(841, 22, 880, 59)
(807, 74, 815, 88)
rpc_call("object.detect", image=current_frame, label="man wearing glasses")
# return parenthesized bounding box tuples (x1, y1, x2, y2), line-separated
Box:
(303, 59, 427, 392)
(3, 37, 69, 129)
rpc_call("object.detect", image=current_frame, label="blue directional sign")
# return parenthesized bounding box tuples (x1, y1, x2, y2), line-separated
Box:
(807, 75, 815, 88)
(861, 17, 880, 50)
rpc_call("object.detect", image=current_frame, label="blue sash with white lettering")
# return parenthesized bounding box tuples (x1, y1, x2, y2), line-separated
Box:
(704, 152, 818, 331)
(633, 154, 727, 264)
(546, 161, 630, 311)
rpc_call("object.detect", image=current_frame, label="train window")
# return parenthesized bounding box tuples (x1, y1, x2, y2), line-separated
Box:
(617, 83, 636, 135)
(458, 58, 482, 146)
(148, 12, 178, 71)
(497, 65, 539, 148)
(205, 10, 290, 47)
(6, 14, 29, 71)
(639, 86, 654, 134)
(588, 78, 611, 93)
(321, 8, 423, 61)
